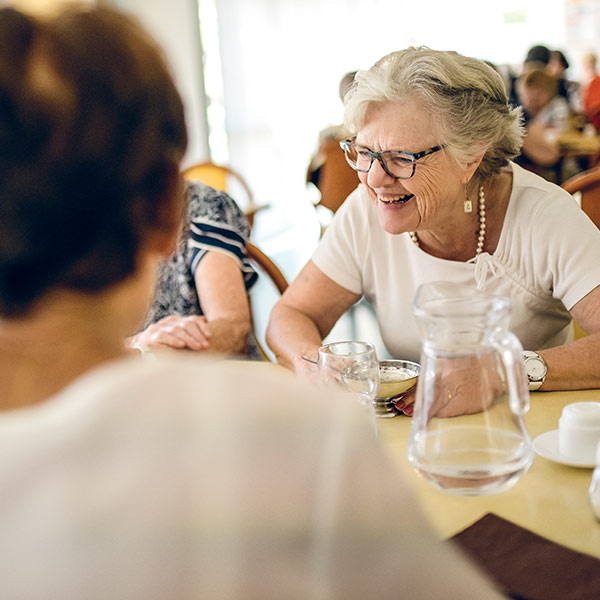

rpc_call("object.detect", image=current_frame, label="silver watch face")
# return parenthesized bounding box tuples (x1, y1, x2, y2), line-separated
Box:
(526, 356, 546, 381)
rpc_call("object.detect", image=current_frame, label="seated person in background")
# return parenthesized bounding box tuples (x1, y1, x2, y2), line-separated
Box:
(581, 51, 600, 132)
(128, 181, 260, 358)
(267, 47, 600, 417)
(515, 68, 570, 174)
(0, 7, 503, 598)
(507, 44, 551, 107)
(306, 70, 360, 214)
(547, 49, 580, 111)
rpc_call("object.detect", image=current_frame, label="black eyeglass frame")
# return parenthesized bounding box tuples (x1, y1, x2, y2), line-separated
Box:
(339, 138, 447, 180)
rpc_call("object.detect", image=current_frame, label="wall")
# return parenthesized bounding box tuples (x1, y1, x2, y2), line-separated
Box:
(213, 0, 572, 221)
(108, 0, 210, 166)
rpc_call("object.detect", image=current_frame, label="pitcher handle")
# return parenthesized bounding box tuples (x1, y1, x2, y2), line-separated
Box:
(490, 329, 530, 416)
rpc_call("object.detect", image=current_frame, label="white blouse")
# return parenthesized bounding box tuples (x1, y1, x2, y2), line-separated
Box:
(312, 162, 600, 361)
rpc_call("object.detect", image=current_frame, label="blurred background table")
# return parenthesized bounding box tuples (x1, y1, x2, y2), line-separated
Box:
(377, 388, 600, 558)
(555, 129, 600, 184)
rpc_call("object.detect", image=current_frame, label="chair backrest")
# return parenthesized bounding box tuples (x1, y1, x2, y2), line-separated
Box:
(246, 242, 289, 361)
(314, 138, 360, 214)
(183, 162, 261, 227)
(561, 165, 600, 229)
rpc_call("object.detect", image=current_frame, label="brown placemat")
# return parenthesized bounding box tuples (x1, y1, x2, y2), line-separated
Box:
(450, 513, 600, 600)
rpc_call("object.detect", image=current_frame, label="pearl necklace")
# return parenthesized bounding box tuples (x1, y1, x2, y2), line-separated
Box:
(409, 185, 486, 258)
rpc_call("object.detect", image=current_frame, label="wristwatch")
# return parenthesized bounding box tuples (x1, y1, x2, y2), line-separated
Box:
(523, 351, 547, 391)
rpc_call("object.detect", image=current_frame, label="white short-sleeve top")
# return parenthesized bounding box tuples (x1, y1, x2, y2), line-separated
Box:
(312, 162, 600, 362)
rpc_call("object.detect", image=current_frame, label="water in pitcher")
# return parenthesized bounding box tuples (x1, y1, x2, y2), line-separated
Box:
(410, 425, 532, 495)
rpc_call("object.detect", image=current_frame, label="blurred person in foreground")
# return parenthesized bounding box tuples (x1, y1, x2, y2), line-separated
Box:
(0, 6, 504, 599)
(267, 47, 600, 417)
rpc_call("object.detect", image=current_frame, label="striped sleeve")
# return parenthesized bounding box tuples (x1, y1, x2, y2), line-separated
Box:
(185, 183, 258, 291)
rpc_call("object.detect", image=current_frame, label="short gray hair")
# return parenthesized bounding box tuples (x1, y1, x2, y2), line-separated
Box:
(344, 47, 524, 180)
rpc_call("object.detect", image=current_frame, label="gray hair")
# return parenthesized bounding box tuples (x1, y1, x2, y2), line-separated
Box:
(344, 47, 524, 180)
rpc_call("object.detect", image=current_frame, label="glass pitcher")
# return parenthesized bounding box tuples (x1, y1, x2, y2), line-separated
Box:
(407, 282, 533, 496)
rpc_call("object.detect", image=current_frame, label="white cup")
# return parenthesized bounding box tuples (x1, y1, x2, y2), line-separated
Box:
(558, 402, 600, 462)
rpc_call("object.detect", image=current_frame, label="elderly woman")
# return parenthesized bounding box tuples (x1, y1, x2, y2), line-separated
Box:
(267, 47, 600, 409)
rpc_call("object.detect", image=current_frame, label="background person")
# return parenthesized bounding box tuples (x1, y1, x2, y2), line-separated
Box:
(581, 51, 600, 132)
(306, 70, 361, 215)
(267, 47, 600, 416)
(514, 67, 570, 177)
(507, 44, 551, 108)
(0, 6, 504, 599)
(128, 181, 259, 358)
(547, 49, 579, 111)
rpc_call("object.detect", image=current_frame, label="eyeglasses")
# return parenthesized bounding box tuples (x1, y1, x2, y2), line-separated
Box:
(339, 138, 446, 180)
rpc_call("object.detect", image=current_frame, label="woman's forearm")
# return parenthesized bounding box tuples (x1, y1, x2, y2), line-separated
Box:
(537, 332, 600, 390)
(266, 303, 324, 370)
(204, 317, 250, 355)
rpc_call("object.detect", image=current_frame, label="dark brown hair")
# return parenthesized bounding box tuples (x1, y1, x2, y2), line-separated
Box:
(0, 5, 187, 316)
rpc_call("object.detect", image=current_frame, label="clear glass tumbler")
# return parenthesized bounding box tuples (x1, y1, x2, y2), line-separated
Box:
(318, 341, 379, 421)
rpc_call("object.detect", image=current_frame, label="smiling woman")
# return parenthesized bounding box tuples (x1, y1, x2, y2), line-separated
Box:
(266, 46, 600, 411)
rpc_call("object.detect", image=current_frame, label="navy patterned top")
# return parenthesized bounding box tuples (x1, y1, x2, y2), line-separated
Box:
(145, 182, 259, 358)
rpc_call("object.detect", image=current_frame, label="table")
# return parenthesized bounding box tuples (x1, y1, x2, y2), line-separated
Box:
(377, 389, 600, 558)
(555, 129, 600, 183)
(557, 130, 600, 156)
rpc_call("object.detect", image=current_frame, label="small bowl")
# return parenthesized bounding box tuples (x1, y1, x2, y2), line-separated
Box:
(377, 359, 420, 399)
(375, 359, 420, 418)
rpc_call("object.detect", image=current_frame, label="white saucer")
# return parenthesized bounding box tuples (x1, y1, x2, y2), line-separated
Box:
(532, 430, 596, 468)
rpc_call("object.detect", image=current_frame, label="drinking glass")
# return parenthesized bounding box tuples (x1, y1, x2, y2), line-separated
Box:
(318, 341, 379, 419)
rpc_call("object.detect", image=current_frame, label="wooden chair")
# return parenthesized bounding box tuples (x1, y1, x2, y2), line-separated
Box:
(561, 165, 600, 229)
(561, 167, 600, 340)
(246, 242, 288, 361)
(246, 242, 288, 295)
(182, 162, 266, 228)
(312, 138, 360, 215)
(306, 138, 360, 236)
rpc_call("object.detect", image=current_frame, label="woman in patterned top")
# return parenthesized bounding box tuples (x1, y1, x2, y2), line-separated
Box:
(129, 181, 259, 358)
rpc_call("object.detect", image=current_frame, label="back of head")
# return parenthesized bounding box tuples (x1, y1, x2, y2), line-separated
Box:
(550, 49, 569, 71)
(0, 5, 187, 318)
(524, 44, 551, 67)
(344, 46, 523, 181)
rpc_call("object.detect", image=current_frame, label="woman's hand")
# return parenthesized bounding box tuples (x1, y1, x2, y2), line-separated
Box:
(396, 356, 503, 418)
(129, 315, 212, 351)
(292, 352, 321, 381)
(394, 388, 417, 417)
